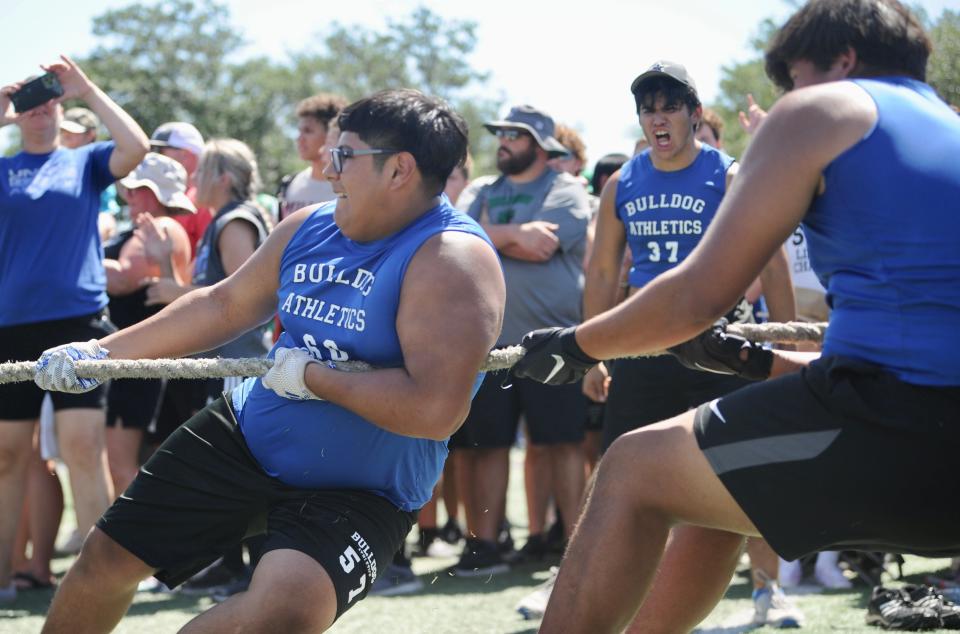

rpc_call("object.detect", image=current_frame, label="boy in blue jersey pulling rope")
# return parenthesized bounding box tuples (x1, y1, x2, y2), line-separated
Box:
(512, 1, 960, 631)
(35, 89, 505, 633)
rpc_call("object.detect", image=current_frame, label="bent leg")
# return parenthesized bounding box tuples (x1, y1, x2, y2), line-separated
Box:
(181, 549, 337, 633)
(42, 527, 156, 633)
(624, 526, 745, 634)
(540, 410, 759, 634)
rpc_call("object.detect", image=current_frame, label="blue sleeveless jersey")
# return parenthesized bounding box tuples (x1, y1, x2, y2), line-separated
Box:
(234, 200, 492, 511)
(804, 78, 960, 386)
(615, 145, 734, 288)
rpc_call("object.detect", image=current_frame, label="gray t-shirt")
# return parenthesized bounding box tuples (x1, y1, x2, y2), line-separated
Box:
(280, 167, 335, 220)
(459, 169, 590, 345)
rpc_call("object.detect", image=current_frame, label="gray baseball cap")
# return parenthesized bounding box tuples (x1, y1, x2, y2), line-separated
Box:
(484, 105, 569, 158)
(630, 60, 699, 98)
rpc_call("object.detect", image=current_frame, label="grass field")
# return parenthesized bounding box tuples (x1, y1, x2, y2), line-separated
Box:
(1, 451, 955, 633)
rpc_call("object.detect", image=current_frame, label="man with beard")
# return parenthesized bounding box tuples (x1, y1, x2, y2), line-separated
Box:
(448, 106, 591, 576)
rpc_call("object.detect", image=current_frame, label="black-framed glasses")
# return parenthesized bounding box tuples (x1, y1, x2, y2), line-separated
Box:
(328, 146, 400, 174)
(495, 128, 528, 141)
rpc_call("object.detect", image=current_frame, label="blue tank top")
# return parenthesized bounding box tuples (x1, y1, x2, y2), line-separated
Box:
(615, 145, 734, 288)
(233, 200, 492, 511)
(0, 142, 115, 326)
(804, 78, 960, 386)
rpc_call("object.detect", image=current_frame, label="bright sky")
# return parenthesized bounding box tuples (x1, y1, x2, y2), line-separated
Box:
(3, 0, 957, 166)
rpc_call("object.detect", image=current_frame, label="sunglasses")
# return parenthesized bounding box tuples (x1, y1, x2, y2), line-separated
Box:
(328, 146, 400, 174)
(495, 129, 528, 141)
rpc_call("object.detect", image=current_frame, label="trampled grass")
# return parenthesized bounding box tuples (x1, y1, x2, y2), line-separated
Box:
(1, 452, 954, 633)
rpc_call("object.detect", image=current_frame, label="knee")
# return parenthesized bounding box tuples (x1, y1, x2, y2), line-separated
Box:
(595, 428, 673, 505)
(244, 588, 333, 633)
(72, 528, 153, 590)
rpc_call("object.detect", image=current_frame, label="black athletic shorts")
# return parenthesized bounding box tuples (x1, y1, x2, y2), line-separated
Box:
(106, 379, 164, 430)
(448, 371, 587, 449)
(98, 396, 416, 620)
(0, 311, 115, 420)
(695, 355, 960, 561)
(602, 355, 752, 451)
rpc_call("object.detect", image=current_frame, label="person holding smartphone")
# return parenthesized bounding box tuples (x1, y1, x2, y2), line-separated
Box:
(0, 55, 149, 602)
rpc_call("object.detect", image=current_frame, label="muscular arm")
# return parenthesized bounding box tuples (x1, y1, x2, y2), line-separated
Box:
(302, 231, 506, 440)
(724, 163, 797, 325)
(99, 208, 309, 360)
(573, 82, 876, 359)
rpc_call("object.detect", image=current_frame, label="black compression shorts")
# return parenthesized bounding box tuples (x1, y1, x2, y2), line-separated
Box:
(695, 355, 960, 560)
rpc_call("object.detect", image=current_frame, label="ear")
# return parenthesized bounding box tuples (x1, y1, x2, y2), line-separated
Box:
(834, 47, 858, 77)
(388, 151, 419, 191)
(691, 104, 703, 129)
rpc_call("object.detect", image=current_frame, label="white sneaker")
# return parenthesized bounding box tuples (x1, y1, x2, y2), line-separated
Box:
(814, 562, 852, 589)
(779, 558, 804, 588)
(55, 529, 83, 556)
(516, 567, 558, 620)
(752, 582, 805, 628)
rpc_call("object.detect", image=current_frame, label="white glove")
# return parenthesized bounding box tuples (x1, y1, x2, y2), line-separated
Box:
(35, 339, 109, 393)
(262, 347, 325, 401)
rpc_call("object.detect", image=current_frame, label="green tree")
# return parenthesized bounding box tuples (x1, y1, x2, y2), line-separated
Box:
(288, 6, 500, 175)
(76, 1, 498, 188)
(77, 0, 296, 186)
(712, 8, 960, 158)
(928, 10, 960, 107)
(710, 19, 780, 159)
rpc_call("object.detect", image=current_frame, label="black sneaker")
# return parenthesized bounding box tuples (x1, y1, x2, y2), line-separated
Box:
(507, 533, 550, 564)
(545, 518, 566, 555)
(441, 518, 463, 545)
(496, 519, 515, 556)
(866, 586, 941, 630)
(906, 585, 960, 629)
(450, 538, 509, 578)
(180, 561, 250, 597)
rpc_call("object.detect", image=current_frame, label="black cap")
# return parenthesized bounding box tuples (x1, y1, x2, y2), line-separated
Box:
(630, 60, 698, 98)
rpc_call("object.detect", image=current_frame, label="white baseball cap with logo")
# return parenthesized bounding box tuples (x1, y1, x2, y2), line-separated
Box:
(150, 122, 205, 157)
(119, 152, 197, 214)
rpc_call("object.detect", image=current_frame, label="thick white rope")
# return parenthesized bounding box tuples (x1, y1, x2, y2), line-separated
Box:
(0, 321, 826, 385)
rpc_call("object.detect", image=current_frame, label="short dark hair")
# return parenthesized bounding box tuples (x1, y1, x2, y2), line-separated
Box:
(296, 93, 348, 128)
(700, 108, 724, 142)
(765, 0, 931, 91)
(591, 153, 629, 195)
(633, 76, 701, 116)
(338, 89, 468, 195)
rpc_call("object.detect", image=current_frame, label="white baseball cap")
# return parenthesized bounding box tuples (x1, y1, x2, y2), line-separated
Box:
(150, 122, 205, 157)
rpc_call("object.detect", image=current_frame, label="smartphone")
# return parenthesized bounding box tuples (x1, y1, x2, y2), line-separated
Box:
(10, 73, 64, 113)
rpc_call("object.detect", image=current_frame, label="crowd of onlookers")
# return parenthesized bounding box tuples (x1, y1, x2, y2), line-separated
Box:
(5, 51, 953, 628)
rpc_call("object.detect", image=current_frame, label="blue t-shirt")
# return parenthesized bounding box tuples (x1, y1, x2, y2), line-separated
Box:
(615, 145, 734, 288)
(233, 200, 492, 511)
(804, 78, 960, 386)
(0, 142, 115, 326)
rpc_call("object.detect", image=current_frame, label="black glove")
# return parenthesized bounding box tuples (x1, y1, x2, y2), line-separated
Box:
(512, 327, 600, 385)
(667, 319, 773, 381)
